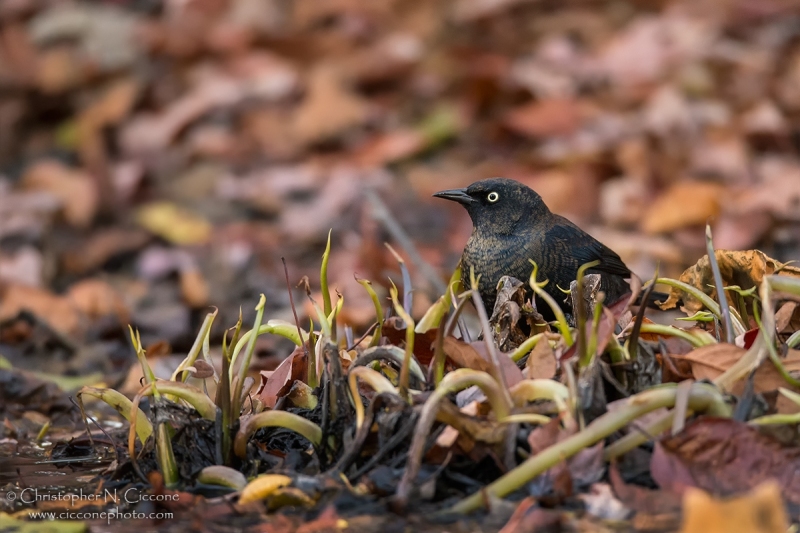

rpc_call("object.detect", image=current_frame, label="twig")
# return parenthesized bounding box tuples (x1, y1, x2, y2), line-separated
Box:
(365, 188, 447, 295)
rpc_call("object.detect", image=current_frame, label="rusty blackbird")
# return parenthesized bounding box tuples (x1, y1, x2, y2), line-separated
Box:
(434, 177, 633, 316)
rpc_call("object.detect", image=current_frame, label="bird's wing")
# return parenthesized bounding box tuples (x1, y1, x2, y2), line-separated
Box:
(544, 221, 631, 278)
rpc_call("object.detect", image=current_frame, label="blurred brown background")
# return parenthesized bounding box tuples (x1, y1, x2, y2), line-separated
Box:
(1, 0, 800, 376)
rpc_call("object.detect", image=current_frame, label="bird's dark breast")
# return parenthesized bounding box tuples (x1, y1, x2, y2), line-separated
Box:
(461, 230, 545, 310)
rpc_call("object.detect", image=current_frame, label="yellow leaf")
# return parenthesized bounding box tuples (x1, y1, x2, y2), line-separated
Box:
(135, 202, 212, 245)
(238, 474, 292, 505)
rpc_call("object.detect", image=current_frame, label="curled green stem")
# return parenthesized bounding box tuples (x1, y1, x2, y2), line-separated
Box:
(77, 386, 152, 444)
(229, 320, 308, 375)
(635, 323, 716, 347)
(172, 309, 217, 382)
(656, 277, 745, 335)
(348, 366, 399, 431)
(352, 345, 426, 384)
(499, 414, 551, 425)
(234, 411, 322, 459)
(509, 379, 570, 410)
(530, 261, 573, 346)
(509, 333, 546, 363)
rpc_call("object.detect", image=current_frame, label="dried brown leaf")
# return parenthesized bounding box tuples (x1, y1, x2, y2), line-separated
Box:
(66, 278, 128, 324)
(524, 336, 556, 380)
(670, 343, 800, 395)
(503, 98, 584, 138)
(641, 181, 723, 235)
(256, 347, 307, 409)
(291, 65, 369, 145)
(21, 160, 99, 228)
(659, 250, 800, 312)
(0, 283, 79, 335)
(653, 418, 800, 508)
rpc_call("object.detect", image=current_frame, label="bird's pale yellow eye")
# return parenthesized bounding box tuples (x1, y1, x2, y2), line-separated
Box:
(487, 192, 499, 203)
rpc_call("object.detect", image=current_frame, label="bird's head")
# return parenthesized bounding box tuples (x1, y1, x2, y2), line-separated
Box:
(433, 178, 550, 234)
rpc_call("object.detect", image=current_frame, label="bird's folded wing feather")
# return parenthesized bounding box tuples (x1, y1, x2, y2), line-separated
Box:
(544, 222, 631, 277)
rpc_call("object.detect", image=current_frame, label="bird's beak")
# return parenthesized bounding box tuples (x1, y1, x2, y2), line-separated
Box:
(432, 188, 475, 205)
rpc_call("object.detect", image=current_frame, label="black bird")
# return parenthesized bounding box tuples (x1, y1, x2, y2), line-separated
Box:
(434, 177, 634, 316)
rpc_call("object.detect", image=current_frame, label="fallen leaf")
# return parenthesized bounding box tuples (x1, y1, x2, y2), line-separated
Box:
(503, 98, 584, 138)
(596, 14, 713, 89)
(120, 76, 244, 155)
(711, 212, 773, 251)
(498, 498, 562, 533)
(61, 228, 151, 274)
(383, 317, 438, 366)
(354, 129, 424, 168)
(279, 167, 365, 244)
(179, 268, 210, 309)
(66, 278, 128, 324)
(0, 283, 79, 336)
(342, 33, 422, 85)
(30, 3, 139, 72)
(775, 302, 800, 334)
(291, 65, 369, 145)
(524, 335, 556, 380)
(579, 483, 632, 521)
(743, 158, 800, 219)
(135, 201, 213, 245)
(641, 180, 724, 234)
(489, 275, 546, 352)
(526, 418, 605, 498)
(266, 487, 316, 511)
(741, 100, 788, 136)
(659, 250, 800, 312)
(688, 133, 750, 184)
(190, 360, 215, 380)
(21, 159, 99, 228)
(680, 481, 789, 533)
(238, 474, 292, 505)
(256, 347, 307, 409)
(35, 46, 83, 93)
(599, 177, 650, 229)
(642, 85, 694, 136)
(670, 343, 800, 395)
(609, 462, 681, 515)
(653, 417, 800, 506)
(441, 336, 492, 374)
(296, 505, 347, 533)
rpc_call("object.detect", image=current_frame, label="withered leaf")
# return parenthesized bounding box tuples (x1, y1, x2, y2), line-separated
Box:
(659, 250, 800, 312)
(652, 417, 800, 505)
